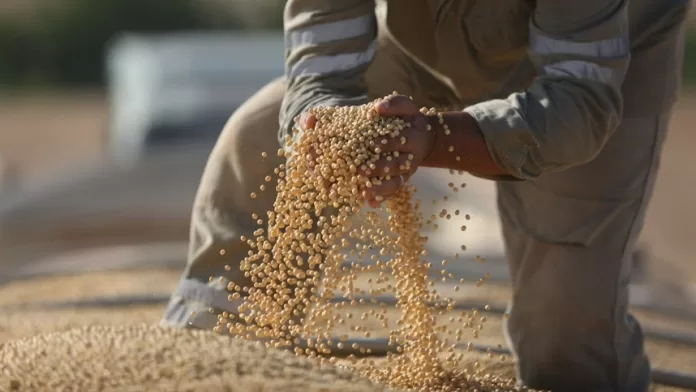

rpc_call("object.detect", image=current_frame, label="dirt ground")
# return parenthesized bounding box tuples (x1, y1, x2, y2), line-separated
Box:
(0, 91, 107, 184)
(640, 92, 696, 287)
(0, 268, 695, 391)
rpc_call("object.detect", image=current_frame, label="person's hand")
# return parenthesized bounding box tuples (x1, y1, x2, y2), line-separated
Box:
(297, 113, 319, 173)
(360, 95, 436, 208)
(296, 95, 437, 208)
(295, 112, 337, 193)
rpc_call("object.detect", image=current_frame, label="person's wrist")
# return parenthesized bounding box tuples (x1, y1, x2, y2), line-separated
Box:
(420, 110, 507, 176)
(422, 111, 470, 166)
(423, 114, 443, 164)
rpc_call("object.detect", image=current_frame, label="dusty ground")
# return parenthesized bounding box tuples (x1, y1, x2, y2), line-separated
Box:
(0, 91, 107, 184)
(640, 92, 696, 287)
(0, 268, 695, 391)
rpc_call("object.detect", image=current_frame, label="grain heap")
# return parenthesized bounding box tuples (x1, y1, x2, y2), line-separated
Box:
(221, 94, 527, 391)
(0, 324, 385, 392)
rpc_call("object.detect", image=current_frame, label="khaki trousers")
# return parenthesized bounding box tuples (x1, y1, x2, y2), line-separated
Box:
(161, 23, 686, 390)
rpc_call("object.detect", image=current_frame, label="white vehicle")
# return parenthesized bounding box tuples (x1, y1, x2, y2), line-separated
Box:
(0, 32, 285, 272)
(106, 31, 284, 164)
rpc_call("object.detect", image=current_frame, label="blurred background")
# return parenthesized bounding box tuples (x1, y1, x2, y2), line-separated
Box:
(0, 0, 695, 318)
(0, 0, 286, 276)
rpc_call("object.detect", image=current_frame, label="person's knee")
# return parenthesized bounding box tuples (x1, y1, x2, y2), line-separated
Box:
(505, 244, 649, 391)
(221, 77, 286, 159)
(222, 107, 281, 163)
(197, 78, 286, 213)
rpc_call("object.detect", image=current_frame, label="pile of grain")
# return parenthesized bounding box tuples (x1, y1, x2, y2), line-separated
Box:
(220, 95, 526, 391)
(0, 324, 383, 392)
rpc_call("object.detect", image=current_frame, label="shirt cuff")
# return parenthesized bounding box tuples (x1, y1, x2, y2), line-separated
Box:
(282, 97, 350, 147)
(464, 100, 542, 180)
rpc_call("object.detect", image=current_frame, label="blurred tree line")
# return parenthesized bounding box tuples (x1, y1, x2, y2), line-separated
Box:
(0, 0, 694, 89)
(0, 0, 284, 89)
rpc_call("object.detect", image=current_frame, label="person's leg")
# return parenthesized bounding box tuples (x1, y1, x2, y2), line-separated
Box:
(161, 31, 459, 330)
(497, 113, 669, 391)
(161, 78, 287, 329)
(496, 7, 687, 390)
(495, 66, 686, 392)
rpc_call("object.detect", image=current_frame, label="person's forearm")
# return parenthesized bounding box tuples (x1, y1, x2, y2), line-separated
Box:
(421, 112, 508, 177)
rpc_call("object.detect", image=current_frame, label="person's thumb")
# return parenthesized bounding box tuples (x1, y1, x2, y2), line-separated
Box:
(374, 95, 419, 117)
(299, 112, 317, 131)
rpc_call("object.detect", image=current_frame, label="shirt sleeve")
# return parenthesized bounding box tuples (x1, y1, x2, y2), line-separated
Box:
(279, 0, 377, 145)
(463, 0, 631, 180)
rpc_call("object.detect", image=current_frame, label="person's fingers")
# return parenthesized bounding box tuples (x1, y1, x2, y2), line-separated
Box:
(357, 154, 413, 177)
(306, 145, 320, 171)
(299, 112, 317, 131)
(308, 146, 320, 161)
(374, 95, 420, 117)
(363, 175, 406, 208)
(369, 114, 429, 153)
(301, 113, 319, 172)
(371, 133, 405, 152)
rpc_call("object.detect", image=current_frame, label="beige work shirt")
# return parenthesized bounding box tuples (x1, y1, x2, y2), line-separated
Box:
(280, 0, 691, 179)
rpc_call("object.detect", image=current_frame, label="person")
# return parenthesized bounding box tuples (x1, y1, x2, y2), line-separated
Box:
(161, 0, 691, 390)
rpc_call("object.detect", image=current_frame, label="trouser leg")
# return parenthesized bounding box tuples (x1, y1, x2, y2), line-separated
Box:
(497, 114, 671, 391)
(161, 78, 286, 329)
(496, 8, 688, 388)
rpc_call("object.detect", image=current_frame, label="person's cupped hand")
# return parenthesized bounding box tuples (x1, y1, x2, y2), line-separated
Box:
(300, 95, 436, 208)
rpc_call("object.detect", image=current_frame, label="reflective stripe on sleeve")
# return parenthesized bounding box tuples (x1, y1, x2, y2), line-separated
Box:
(287, 14, 376, 49)
(288, 40, 377, 78)
(542, 60, 617, 85)
(530, 33, 628, 59)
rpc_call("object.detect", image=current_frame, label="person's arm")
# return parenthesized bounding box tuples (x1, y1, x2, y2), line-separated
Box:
(280, 0, 377, 146)
(425, 0, 630, 180)
(421, 112, 506, 177)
